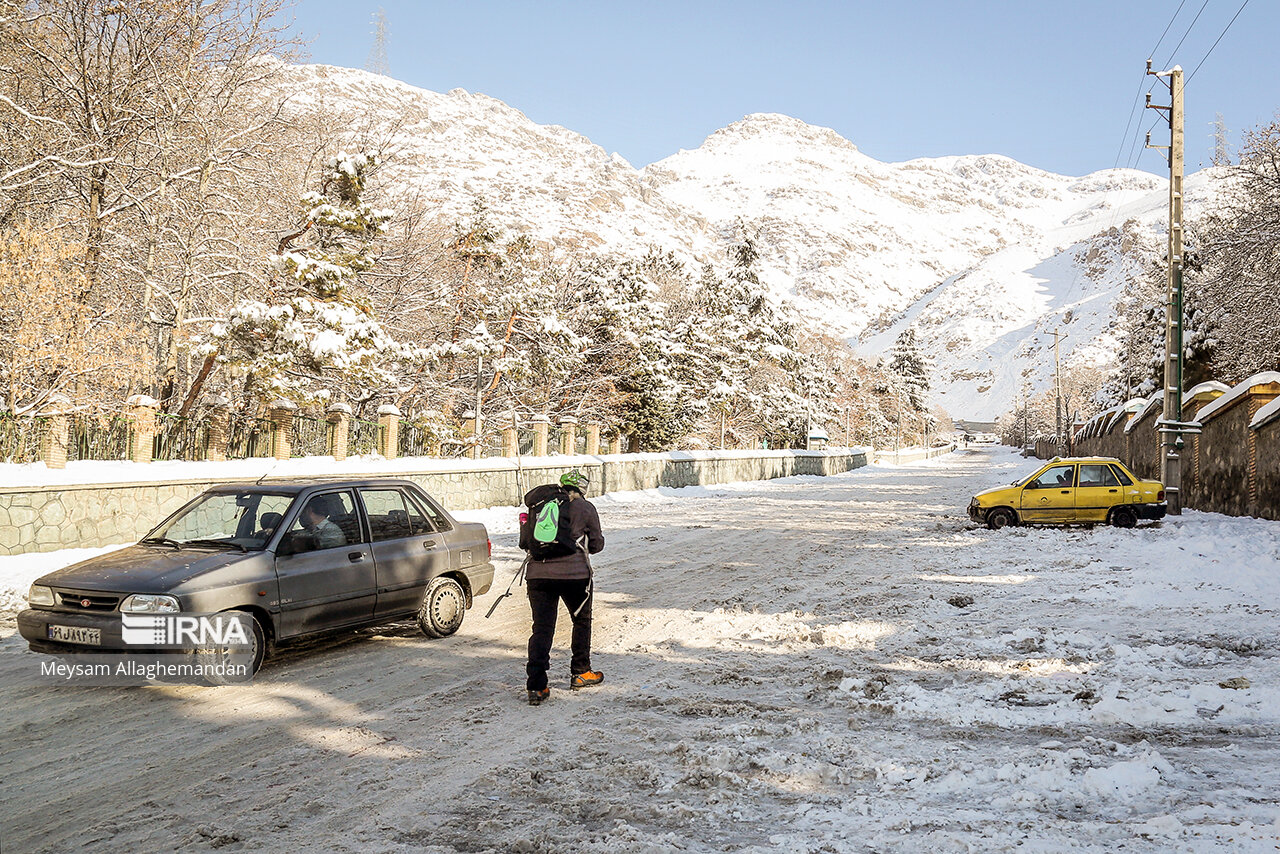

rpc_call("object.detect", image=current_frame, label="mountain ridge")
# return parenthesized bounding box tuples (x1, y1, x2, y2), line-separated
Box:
(272, 62, 1180, 419)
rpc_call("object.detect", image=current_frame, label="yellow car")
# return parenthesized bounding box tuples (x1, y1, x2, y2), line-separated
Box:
(968, 457, 1167, 529)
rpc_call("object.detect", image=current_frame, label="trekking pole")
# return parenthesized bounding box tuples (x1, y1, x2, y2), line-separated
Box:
(511, 410, 526, 503)
(484, 553, 529, 619)
(571, 534, 593, 618)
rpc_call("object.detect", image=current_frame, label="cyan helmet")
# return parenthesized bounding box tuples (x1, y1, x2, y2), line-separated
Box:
(559, 469, 590, 491)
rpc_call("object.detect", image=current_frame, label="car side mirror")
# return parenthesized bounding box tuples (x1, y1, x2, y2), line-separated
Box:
(276, 533, 300, 557)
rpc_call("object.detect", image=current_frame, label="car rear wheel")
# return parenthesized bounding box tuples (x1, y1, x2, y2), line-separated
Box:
(987, 508, 1017, 530)
(418, 576, 466, 639)
(1110, 506, 1137, 529)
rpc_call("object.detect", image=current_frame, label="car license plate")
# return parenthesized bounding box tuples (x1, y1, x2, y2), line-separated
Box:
(47, 624, 101, 645)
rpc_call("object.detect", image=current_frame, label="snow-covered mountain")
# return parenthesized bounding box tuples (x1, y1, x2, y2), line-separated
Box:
(274, 63, 1190, 420)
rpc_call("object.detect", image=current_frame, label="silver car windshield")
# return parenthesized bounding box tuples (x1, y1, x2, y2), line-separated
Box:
(150, 492, 296, 550)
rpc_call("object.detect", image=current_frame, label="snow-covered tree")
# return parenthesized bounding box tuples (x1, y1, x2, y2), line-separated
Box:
(1186, 117, 1280, 382)
(888, 328, 931, 411)
(199, 151, 401, 406)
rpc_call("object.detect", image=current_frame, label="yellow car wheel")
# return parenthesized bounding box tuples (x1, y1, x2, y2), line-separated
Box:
(987, 508, 1017, 530)
(1110, 506, 1137, 529)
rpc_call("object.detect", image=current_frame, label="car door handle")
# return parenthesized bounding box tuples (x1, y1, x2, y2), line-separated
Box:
(423, 540, 437, 548)
(348, 551, 365, 563)
(1109, 488, 1118, 493)
(1061, 490, 1071, 494)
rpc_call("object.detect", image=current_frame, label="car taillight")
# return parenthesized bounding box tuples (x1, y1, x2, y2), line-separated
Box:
(1158, 489, 1165, 501)
(487, 538, 492, 558)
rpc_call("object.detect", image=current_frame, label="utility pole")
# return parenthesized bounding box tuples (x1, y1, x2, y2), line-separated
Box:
(1146, 61, 1185, 514)
(894, 383, 902, 458)
(1049, 328, 1067, 456)
(1021, 380, 1029, 455)
(473, 354, 484, 460)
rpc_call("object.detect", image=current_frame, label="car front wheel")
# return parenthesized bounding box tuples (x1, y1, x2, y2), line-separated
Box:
(1110, 506, 1137, 529)
(199, 609, 267, 683)
(418, 576, 466, 638)
(986, 508, 1017, 530)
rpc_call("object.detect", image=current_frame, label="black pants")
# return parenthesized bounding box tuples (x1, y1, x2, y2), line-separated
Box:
(525, 577, 592, 691)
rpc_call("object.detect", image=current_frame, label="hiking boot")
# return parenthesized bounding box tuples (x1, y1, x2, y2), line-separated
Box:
(527, 688, 550, 705)
(570, 670, 604, 690)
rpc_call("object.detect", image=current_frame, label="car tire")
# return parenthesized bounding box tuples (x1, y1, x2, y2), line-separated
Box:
(987, 508, 1017, 530)
(199, 610, 267, 684)
(1110, 506, 1137, 529)
(418, 576, 466, 639)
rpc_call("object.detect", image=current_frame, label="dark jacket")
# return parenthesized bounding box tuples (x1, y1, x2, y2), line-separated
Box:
(526, 494, 604, 581)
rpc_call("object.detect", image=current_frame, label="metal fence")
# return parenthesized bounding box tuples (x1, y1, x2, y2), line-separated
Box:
(348, 417, 382, 456)
(68, 412, 130, 462)
(153, 413, 209, 462)
(227, 417, 274, 459)
(0, 414, 48, 464)
(292, 414, 329, 458)
(437, 439, 471, 459)
(398, 422, 435, 458)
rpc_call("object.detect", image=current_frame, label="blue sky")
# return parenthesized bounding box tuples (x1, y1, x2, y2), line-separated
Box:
(290, 1, 1276, 177)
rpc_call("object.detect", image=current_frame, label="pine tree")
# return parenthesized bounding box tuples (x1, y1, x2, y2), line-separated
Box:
(201, 151, 401, 405)
(888, 328, 930, 411)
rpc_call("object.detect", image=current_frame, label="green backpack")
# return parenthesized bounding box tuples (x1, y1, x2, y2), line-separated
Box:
(519, 484, 578, 559)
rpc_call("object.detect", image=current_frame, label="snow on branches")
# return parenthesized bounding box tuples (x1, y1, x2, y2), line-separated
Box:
(203, 149, 404, 405)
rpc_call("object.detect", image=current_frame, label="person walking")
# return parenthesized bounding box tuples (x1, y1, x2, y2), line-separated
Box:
(522, 469, 604, 705)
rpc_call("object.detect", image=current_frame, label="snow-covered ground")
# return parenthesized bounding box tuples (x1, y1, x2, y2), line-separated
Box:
(2, 448, 1278, 852)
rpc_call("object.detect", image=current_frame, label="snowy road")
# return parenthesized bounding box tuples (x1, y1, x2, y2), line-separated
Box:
(2, 448, 1279, 853)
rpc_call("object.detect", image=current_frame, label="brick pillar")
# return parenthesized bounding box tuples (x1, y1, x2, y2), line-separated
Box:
(378, 403, 401, 460)
(1247, 397, 1263, 513)
(41, 394, 72, 470)
(327, 403, 351, 462)
(206, 396, 231, 462)
(268, 398, 297, 460)
(559, 416, 578, 455)
(585, 420, 601, 455)
(608, 434, 623, 455)
(531, 414, 550, 457)
(127, 394, 160, 464)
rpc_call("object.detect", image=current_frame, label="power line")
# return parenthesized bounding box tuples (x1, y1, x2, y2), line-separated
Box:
(1063, 1, 1192, 312)
(1111, 0, 1189, 170)
(1159, 0, 1212, 69)
(1188, 0, 1252, 83)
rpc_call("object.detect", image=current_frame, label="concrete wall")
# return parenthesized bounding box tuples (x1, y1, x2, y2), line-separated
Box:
(0, 449, 869, 556)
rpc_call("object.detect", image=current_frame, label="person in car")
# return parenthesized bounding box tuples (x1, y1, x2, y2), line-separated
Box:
(301, 499, 345, 549)
(254, 512, 283, 544)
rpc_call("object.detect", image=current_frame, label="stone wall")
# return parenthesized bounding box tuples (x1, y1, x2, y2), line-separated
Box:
(0, 449, 869, 556)
(1195, 401, 1253, 518)
(1255, 420, 1280, 520)
(1125, 407, 1162, 481)
(1067, 375, 1280, 521)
